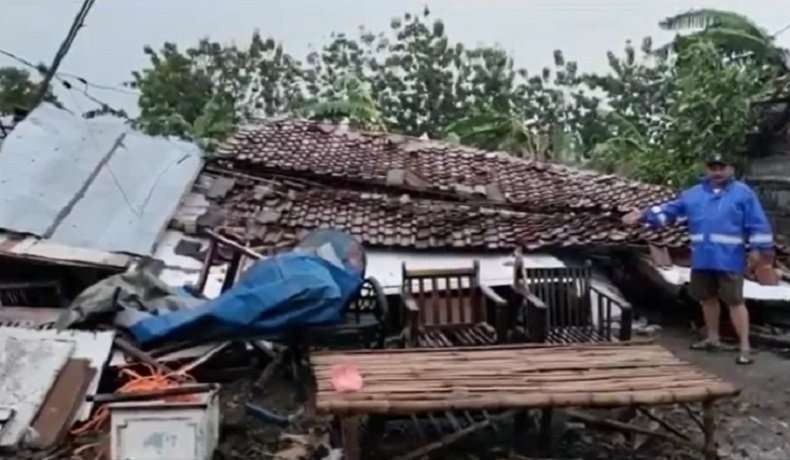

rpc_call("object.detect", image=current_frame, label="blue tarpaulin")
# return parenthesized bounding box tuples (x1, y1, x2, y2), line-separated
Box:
(129, 252, 363, 345)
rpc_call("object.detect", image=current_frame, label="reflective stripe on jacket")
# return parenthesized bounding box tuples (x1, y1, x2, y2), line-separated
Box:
(641, 179, 773, 274)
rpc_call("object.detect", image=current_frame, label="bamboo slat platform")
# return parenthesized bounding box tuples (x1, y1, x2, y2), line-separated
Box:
(311, 342, 740, 460)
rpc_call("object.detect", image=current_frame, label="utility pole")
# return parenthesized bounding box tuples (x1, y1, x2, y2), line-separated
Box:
(32, 0, 97, 108)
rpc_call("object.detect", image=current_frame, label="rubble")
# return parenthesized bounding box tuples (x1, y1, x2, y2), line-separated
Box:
(0, 114, 788, 460)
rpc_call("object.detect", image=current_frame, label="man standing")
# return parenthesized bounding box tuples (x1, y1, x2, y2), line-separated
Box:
(623, 153, 774, 365)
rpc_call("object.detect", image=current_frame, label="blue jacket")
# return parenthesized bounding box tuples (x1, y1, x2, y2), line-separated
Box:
(642, 178, 773, 274)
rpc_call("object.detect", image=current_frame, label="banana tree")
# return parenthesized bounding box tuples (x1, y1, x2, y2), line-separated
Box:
(658, 9, 788, 69)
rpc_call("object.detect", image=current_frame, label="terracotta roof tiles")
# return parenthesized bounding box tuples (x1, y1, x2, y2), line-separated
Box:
(215, 119, 674, 214)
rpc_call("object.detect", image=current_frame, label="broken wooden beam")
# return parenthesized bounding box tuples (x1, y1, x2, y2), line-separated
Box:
(205, 229, 263, 260)
(636, 407, 690, 441)
(113, 337, 174, 375)
(391, 410, 516, 460)
(565, 409, 703, 453)
(509, 454, 582, 460)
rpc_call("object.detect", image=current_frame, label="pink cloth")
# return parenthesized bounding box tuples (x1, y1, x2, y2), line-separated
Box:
(330, 363, 363, 392)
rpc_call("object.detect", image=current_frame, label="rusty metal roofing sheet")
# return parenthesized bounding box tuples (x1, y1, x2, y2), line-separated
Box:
(0, 104, 203, 256)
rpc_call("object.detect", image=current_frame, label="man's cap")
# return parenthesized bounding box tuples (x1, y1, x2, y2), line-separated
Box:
(704, 152, 731, 166)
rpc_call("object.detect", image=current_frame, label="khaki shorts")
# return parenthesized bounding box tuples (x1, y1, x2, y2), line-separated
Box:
(689, 270, 744, 306)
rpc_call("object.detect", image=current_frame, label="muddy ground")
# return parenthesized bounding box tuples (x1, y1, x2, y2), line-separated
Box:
(208, 323, 790, 460)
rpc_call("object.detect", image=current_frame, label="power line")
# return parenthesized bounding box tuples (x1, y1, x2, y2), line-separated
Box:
(0, 47, 138, 96)
(0, 47, 132, 118)
(772, 21, 790, 38)
(0, 49, 41, 72)
(59, 72, 139, 95)
(33, 0, 97, 107)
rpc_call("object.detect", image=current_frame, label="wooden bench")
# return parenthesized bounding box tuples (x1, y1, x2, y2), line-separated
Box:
(312, 343, 739, 460)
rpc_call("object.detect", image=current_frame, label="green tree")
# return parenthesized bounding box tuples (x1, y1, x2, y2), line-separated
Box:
(444, 105, 552, 160)
(309, 8, 524, 138)
(659, 9, 787, 69)
(658, 41, 769, 185)
(300, 76, 385, 131)
(0, 67, 58, 116)
(131, 33, 305, 147)
(590, 41, 769, 187)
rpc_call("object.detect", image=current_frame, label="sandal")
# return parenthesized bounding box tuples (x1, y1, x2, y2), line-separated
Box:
(690, 339, 724, 351)
(736, 353, 754, 365)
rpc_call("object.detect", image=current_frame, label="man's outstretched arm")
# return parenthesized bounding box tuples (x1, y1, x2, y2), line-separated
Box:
(622, 197, 686, 229)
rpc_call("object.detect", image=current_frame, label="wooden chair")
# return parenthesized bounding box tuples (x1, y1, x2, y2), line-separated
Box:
(512, 256, 632, 344)
(401, 261, 508, 347)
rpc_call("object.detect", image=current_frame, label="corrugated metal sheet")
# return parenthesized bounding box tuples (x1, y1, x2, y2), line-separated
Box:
(0, 333, 74, 447)
(0, 104, 203, 256)
(0, 232, 131, 269)
(0, 328, 115, 421)
(0, 232, 132, 269)
(639, 256, 790, 301)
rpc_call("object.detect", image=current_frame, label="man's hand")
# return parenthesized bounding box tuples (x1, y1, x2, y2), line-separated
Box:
(748, 249, 774, 269)
(621, 208, 642, 226)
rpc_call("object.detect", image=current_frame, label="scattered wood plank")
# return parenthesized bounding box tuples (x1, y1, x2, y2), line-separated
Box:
(391, 410, 516, 460)
(113, 337, 174, 375)
(565, 409, 702, 452)
(30, 359, 94, 449)
(637, 407, 690, 441)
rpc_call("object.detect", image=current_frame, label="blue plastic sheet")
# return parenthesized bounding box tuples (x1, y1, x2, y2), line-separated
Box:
(129, 252, 363, 345)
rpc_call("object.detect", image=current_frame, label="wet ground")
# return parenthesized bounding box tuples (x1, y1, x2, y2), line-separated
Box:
(204, 324, 790, 460)
(655, 327, 790, 460)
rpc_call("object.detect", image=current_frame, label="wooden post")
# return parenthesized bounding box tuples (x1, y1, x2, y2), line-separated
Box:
(702, 400, 716, 460)
(513, 409, 530, 453)
(195, 237, 217, 294)
(340, 416, 362, 460)
(221, 250, 243, 293)
(540, 408, 553, 452)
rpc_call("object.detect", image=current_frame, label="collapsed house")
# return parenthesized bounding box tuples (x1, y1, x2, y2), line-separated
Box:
(199, 119, 675, 288)
(198, 118, 790, 307)
(0, 110, 782, 459)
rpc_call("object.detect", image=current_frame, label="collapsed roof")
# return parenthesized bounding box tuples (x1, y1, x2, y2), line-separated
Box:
(207, 118, 685, 252)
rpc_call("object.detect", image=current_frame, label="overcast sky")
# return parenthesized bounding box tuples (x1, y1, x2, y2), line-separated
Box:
(2, 0, 789, 115)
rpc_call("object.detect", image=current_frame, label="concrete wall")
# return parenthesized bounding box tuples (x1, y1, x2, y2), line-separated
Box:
(748, 155, 790, 244)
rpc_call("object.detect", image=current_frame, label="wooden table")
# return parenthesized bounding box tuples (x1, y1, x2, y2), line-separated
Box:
(311, 342, 740, 460)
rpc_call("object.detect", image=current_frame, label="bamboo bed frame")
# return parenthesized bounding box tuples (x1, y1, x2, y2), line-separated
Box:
(311, 342, 740, 459)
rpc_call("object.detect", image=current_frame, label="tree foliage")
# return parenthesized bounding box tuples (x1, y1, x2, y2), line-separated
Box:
(590, 41, 770, 187)
(129, 8, 786, 189)
(0, 67, 58, 117)
(659, 9, 787, 69)
(130, 34, 305, 148)
(300, 76, 385, 131)
(309, 8, 523, 138)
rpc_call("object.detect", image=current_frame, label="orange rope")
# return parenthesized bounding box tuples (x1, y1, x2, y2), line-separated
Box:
(71, 362, 196, 437)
